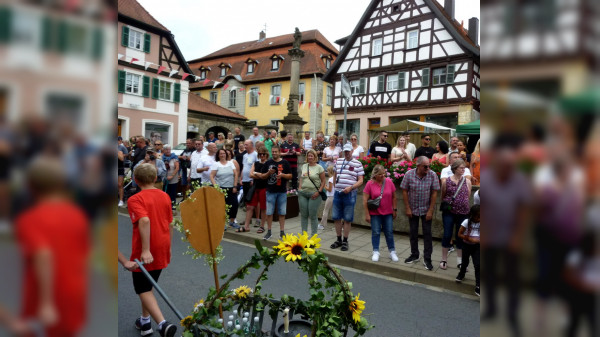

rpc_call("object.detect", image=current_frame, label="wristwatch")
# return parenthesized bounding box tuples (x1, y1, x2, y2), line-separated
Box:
(393, 209, 398, 211)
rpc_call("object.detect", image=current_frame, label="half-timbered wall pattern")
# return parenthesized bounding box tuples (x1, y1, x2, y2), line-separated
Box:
(159, 36, 181, 72)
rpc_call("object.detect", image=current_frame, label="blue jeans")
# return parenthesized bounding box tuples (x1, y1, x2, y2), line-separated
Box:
(266, 192, 287, 216)
(441, 211, 468, 249)
(332, 190, 357, 222)
(318, 160, 327, 171)
(370, 214, 395, 252)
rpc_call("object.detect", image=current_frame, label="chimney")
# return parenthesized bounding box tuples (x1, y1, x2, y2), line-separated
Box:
(444, 0, 455, 20)
(259, 31, 266, 41)
(468, 17, 479, 46)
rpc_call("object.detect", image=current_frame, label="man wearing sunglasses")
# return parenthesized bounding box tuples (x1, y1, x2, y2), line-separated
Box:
(368, 131, 392, 159)
(414, 134, 436, 159)
(400, 156, 440, 271)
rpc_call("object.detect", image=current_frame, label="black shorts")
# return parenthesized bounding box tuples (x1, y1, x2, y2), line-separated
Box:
(132, 269, 162, 294)
(118, 168, 125, 177)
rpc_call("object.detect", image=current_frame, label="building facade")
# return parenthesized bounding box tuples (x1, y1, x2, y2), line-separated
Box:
(188, 30, 339, 136)
(323, 0, 480, 148)
(117, 0, 192, 146)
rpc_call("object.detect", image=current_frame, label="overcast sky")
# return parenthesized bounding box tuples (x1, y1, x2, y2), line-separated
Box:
(138, 0, 479, 61)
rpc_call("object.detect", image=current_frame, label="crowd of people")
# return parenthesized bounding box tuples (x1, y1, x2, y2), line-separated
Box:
(118, 127, 481, 298)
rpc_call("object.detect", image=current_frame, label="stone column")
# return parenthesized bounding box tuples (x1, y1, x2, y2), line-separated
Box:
(281, 28, 307, 142)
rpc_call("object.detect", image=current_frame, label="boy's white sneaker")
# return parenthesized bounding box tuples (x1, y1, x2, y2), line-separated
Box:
(372, 251, 380, 262)
(390, 251, 399, 262)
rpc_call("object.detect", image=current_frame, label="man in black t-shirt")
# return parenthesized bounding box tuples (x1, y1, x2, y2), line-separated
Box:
(233, 127, 245, 150)
(280, 134, 301, 190)
(414, 134, 436, 159)
(369, 131, 392, 159)
(258, 145, 292, 240)
(178, 138, 195, 198)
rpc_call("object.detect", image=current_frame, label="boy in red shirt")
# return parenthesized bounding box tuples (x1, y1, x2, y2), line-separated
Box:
(118, 163, 177, 337)
(15, 157, 90, 337)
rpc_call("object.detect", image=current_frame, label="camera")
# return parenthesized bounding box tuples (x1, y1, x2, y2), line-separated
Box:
(149, 155, 156, 161)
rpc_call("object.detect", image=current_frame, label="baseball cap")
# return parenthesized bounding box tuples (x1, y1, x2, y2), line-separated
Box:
(146, 146, 156, 153)
(343, 144, 353, 152)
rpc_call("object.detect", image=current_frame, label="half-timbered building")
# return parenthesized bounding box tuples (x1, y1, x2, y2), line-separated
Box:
(323, 0, 480, 147)
(117, 0, 192, 146)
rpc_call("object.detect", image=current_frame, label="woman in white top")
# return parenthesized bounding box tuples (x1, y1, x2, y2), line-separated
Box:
(301, 131, 313, 152)
(390, 136, 412, 166)
(322, 135, 341, 168)
(349, 134, 364, 159)
(210, 149, 239, 229)
(319, 166, 336, 230)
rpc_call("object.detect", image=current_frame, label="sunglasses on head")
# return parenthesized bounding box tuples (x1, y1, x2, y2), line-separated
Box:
(259, 153, 268, 156)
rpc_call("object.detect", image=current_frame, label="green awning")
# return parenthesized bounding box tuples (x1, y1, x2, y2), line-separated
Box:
(456, 119, 480, 135)
(559, 88, 600, 115)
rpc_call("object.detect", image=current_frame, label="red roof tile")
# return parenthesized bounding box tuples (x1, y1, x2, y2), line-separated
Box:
(118, 0, 169, 32)
(187, 93, 247, 120)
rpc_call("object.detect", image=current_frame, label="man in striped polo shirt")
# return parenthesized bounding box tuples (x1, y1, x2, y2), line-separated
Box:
(330, 143, 364, 251)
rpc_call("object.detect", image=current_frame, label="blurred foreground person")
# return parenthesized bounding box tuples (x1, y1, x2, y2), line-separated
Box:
(481, 139, 532, 337)
(15, 157, 91, 337)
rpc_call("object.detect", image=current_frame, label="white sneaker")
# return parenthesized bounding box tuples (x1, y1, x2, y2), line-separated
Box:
(318, 224, 325, 230)
(389, 251, 399, 262)
(118, 200, 124, 207)
(372, 251, 380, 262)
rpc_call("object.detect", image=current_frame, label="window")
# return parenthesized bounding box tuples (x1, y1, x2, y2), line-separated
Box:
(220, 67, 226, 77)
(299, 83, 305, 102)
(326, 86, 332, 105)
(336, 119, 360, 138)
(210, 91, 218, 104)
(350, 78, 366, 95)
(158, 80, 172, 100)
(421, 68, 430, 87)
(46, 93, 84, 126)
(125, 73, 141, 94)
(377, 75, 385, 93)
(247, 63, 255, 74)
(325, 58, 331, 69)
(199, 70, 206, 80)
(229, 90, 237, 107)
(249, 87, 259, 106)
(407, 30, 419, 49)
(145, 123, 170, 146)
(272, 59, 279, 71)
(446, 65, 455, 84)
(128, 28, 143, 50)
(432, 67, 447, 86)
(372, 38, 382, 56)
(387, 74, 398, 91)
(270, 85, 281, 104)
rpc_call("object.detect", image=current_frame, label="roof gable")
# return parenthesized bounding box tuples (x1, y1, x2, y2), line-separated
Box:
(324, 0, 479, 82)
(118, 0, 168, 31)
(187, 93, 247, 120)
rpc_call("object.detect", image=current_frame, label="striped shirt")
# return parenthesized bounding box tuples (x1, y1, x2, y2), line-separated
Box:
(400, 168, 441, 216)
(334, 157, 364, 191)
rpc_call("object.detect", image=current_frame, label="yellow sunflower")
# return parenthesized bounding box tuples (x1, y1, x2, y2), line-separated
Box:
(193, 299, 204, 312)
(295, 334, 307, 337)
(306, 232, 321, 249)
(349, 293, 366, 323)
(234, 285, 252, 299)
(180, 315, 194, 328)
(276, 233, 315, 261)
(274, 233, 295, 251)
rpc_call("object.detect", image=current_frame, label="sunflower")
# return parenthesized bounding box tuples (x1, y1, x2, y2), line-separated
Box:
(295, 334, 307, 337)
(180, 315, 194, 328)
(233, 285, 252, 299)
(276, 233, 315, 261)
(306, 232, 321, 249)
(193, 299, 204, 312)
(349, 293, 366, 323)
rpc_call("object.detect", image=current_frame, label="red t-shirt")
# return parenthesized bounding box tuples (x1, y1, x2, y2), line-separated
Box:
(16, 200, 90, 335)
(364, 178, 396, 216)
(127, 189, 173, 272)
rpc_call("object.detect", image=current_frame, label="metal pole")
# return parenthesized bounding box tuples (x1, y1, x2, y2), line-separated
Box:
(343, 98, 348, 144)
(134, 259, 185, 320)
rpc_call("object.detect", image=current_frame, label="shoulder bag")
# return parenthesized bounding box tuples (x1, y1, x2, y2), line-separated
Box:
(440, 177, 465, 212)
(307, 164, 327, 201)
(367, 178, 386, 210)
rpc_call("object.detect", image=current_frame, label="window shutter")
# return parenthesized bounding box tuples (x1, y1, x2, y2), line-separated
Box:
(57, 21, 68, 53)
(118, 70, 126, 93)
(421, 68, 430, 87)
(359, 78, 366, 94)
(398, 72, 406, 90)
(0, 7, 12, 43)
(41, 16, 53, 50)
(446, 65, 455, 84)
(144, 33, 151, 53)
(152, 78, 159, 99)
(174, 83, 181, 103)
(121, 26, 129, 47)
(377, 75, 384, 92)
(142, 76, 150, 97)
(92, 27, 103, 60)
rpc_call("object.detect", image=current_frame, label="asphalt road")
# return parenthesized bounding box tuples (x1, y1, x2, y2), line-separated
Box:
(118, 214, 479, 337)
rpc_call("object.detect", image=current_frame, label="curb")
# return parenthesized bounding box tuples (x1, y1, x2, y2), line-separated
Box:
(118, 208, 477, 296)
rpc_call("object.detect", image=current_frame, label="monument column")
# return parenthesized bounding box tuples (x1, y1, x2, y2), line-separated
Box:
(281, 28, 307, 142)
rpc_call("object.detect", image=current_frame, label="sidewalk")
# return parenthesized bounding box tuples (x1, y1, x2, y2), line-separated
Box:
(118, 205, 477, 296)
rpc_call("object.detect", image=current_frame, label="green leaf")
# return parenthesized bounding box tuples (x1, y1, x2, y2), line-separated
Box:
(213, 299, 221, 307)
(220, 274, 228, 280)
(183, 331, 194, 337)
(254, 239, 263, 252)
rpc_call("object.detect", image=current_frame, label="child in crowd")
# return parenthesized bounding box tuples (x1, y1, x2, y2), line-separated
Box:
(456, 204, 481, 297)
(318, 166, 336, 230)
(118, 163, 177, 337)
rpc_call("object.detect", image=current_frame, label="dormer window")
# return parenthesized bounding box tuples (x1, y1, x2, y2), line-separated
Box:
(321, 54, 333, 69)
(218, 63, 231, 77)
(245, 58, 258, 74)
(248, 63, 255, 74)
(325, 58, 331, 69)
(220, 67, 227, 77)
(200, 70, 206, 80)
(270, 54, 284, 71)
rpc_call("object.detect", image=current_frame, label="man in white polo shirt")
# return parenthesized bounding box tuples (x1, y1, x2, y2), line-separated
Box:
(440, 152, 472, 181)
(330, 143, 364, 252)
